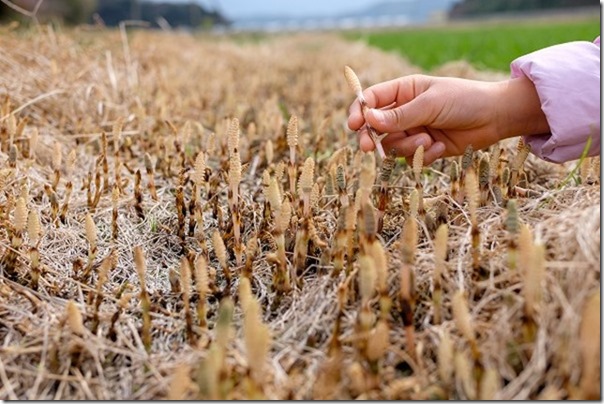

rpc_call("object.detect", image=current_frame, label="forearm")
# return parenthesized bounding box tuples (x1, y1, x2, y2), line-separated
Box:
(495, 76, 550, 141)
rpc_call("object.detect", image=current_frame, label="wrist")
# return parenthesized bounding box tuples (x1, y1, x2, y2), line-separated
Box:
(495, 76, 550, 141)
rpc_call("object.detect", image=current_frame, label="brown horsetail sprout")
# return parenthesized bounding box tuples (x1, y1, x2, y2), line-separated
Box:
(298, 156, 315, 217)
(213, 297, 234, 399)
(169, 267, 181, 293)
(194, 254, 210, 329)
(143, 153, 158, 201)
(344, 204, 358, 275)
(413, 145, 426, 219)
(465, 168, 481, 275)
(227, 118, 243, 266)
(286, 115, 299, 195)
(51, 141, 62, 191)
(330, 209, 347, 277)
(454, 350, 477, 400)
(100, 132, 110, 194)
(133, 246, 152, 353)
(192, 151, 208, 253)
(212, 229, 231, 294)
(27, 209, 42, 290)
(358, 152, 376, 210)
(107, 286, 132, 342)
(81, 213, 97, 281)
(167, 364, 194, 400)
(432, 224, 448, 325)
(509, 138, 531, 197)
(438, 331, 454, 391)
(1, 196, 27, 281)
(28, 127, 39, 160)
(336, 164, 349, 208)
(8, 143, 18, 169)
(459, 144, 474, 203)
(133, 169, 144, 220)
(505, 199, 519, 270)
(111, 185, 120, 242)
(478, 368, 501, 400)
(488, 144, 501, 182)
(369, 239, 390, 318)
(451, 290, 482, 373)
(91, 253, 114, 334)
(239, 277, 272, 387)
(578, 291, 600, 400)
(265, 139, 274, 166)
(66, 300, 86, 336)
(357, 253, 377, 366)
(43, 184, 60, 225)
(399, 216, 418, 358)
(377, 150, 396, 232)
(449, 160, 460, 204)
(59, 180, 73, 224)
(180, 257, 196, 345)
(408, 188, 419, 219)
(518, 224, 542, 341)
(243, 236, 258, 279)
(344, 66, 386, 159)
(477, 155, 490, 206)
(175, 172, 186, 250)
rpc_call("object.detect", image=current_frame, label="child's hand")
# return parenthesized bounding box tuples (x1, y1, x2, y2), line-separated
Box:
(348, 74, 549, 165)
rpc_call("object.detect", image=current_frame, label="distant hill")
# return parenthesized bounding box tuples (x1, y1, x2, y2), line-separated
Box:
(449, 0, 600, 19)
(0, 0, 230, 28)
(95, 0, 230, 28)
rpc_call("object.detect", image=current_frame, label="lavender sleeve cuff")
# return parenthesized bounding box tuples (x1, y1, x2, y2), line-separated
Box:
(510, 37, 600, 163)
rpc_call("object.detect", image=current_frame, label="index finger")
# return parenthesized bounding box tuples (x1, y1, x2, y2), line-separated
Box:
(362, 75, 427, 110)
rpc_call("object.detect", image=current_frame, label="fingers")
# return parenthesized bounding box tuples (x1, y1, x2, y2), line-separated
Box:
(348, 99, 364, 131)
(381, 132, 433, 157)
(422, 142, 446, 165)
(365, 94, 433, 134)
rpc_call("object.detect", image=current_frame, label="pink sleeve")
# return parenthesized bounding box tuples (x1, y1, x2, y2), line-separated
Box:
(510, 37, 600, 163)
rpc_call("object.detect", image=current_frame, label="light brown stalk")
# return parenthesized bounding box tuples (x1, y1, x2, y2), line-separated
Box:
(133, 246, 152, 353)
(144, 152, 158, 201)
(287, 115, 299, 195)
(81, 213, 97, 281)
(180, 257, 196, 345)
(399, 216, 418, 358)
(90, 253, 114, 334)
(344, 66, 386, 159)
(227, 118, 243, 266)
(194, 254, 210, 329)
(465, 168, 481, 276)
(505, 199, 519, 270)
(1, 196, 27, 281)
(27, 209, 42, 290)
(133, 169, 144, 220)
(432, 224, 448, 325)
(376, 150, 395, 233)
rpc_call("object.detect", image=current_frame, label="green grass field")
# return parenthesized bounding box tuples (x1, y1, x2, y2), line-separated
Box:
(346, 17, 600, 71)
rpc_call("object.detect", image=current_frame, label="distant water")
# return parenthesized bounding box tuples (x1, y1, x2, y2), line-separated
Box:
(229, 14, 413, 32)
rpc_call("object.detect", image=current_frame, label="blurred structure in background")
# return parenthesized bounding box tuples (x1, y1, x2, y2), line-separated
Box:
(0, 0, 599, 31)
(0, 0, 230, 29)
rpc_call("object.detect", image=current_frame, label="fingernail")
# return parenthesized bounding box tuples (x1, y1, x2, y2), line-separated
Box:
(415, 137, 430, 148)
(433, 142, 446, 155)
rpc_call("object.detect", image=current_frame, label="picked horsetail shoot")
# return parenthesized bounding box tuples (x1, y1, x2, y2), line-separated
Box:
(0, 15, 599, 401)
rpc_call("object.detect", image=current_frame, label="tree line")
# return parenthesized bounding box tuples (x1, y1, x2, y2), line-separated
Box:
(0, 0, 230, 28)
(449, 0, 599, 19)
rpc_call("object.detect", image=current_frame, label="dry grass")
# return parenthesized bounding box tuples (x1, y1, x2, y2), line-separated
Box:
(0, 25, 600, 400)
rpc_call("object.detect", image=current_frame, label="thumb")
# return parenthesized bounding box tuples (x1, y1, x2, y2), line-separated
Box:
(366, 97, 430, 133)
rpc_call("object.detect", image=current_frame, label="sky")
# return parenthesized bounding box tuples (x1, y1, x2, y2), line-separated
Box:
(159, 0, 415, 19)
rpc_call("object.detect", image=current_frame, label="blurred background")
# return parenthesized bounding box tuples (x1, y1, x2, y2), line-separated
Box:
(1, 0, 600, 71)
